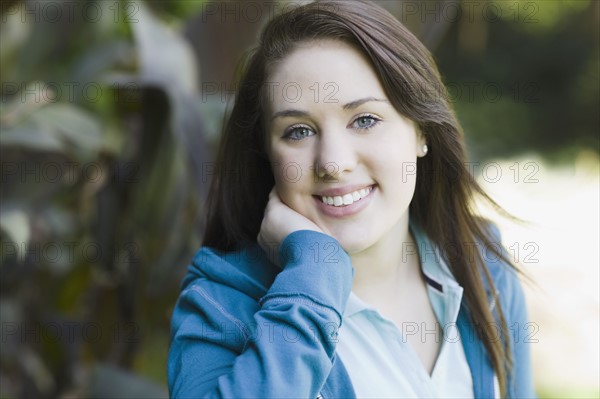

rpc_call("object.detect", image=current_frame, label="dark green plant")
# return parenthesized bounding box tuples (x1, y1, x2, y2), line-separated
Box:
(0, 1, 210, 397)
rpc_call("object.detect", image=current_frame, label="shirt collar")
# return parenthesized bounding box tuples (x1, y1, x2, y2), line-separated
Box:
(409, 219, 462, 294)
(345, 291, 370, 317)
(410, 219, 464, 326)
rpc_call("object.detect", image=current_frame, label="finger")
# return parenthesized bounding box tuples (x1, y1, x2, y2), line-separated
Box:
(256, 231, 264, 247)
(268, 187, 275, 200)
(268, 186, 281, 203)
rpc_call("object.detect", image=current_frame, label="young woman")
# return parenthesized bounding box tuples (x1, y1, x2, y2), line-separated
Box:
(168, 1, 536, 397)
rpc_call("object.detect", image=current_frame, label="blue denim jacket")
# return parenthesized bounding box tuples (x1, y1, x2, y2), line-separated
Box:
(168, 228, 536, 398)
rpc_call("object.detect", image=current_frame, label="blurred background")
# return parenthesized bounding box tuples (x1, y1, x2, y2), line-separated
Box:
(0, 0, 598, 398)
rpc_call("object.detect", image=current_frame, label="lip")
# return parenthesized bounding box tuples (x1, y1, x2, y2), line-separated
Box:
(313, 184, 376, 218)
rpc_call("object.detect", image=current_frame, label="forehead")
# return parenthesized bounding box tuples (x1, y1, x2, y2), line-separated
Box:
(266, 40, 388, 111)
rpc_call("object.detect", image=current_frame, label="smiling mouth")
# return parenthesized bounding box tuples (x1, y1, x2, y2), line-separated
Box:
(314, 185, 374, 207)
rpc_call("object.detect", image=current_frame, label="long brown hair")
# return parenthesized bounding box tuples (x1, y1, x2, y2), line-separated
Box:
(202, 0, 519, 395)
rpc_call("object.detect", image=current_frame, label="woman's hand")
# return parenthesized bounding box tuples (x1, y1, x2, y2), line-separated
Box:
(257, 186, 324, 267)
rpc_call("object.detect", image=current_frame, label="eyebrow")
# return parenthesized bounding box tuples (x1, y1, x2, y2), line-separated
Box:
(342, 97, 389, 110)
(270, 97, 389, 121)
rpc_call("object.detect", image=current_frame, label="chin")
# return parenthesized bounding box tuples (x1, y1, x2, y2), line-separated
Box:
(330, 230, 376, 256)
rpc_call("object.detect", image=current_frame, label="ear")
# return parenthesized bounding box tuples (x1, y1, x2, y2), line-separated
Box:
(416, 127, 428, 158)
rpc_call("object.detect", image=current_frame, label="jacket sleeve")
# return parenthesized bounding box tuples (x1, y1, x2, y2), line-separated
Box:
(168, 230, 354, 398)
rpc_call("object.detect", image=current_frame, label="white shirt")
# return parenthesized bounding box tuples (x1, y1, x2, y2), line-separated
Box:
(335, 222, 476, 398)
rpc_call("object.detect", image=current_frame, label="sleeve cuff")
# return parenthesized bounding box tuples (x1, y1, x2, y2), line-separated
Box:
(260, 230, 354, 324)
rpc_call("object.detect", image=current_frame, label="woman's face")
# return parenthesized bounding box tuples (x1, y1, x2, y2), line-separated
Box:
(265, 40, 426, 254)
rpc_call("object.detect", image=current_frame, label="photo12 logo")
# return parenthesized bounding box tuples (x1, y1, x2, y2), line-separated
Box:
(1, 161, 140, 185)
(1, 1, 139, 24)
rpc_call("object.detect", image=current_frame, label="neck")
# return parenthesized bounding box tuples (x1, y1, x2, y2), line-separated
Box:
(350, 214, 422, 298)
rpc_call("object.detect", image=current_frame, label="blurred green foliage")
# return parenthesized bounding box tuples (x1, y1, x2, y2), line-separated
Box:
(1, 1, 209, 397)
(433, 0, 599, 161)
(0, 0, 598, 398)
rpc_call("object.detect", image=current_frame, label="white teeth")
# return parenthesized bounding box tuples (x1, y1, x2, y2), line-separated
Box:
(320, 186, 373, 207)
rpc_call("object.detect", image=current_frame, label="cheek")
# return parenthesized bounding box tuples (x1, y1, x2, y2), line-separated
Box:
(372, 146, 418, 194)
(269, 144, 314, 182)
(374, 143, 415, 173)
(271, 156, 302, 188)
(270, 164, 314, 217)
(269, 150, 311, 204)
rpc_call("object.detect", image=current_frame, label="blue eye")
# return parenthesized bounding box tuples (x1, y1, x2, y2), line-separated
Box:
(284, 125, 314, 141)
(352, 114, 381, 129)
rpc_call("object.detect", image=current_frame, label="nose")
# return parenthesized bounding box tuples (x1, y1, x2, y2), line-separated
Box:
(314, 129, 358, 180)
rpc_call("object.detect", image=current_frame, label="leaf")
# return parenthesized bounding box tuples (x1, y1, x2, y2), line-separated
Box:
(131, 1, 198, 96)
(0, 207, 30, 262)
(71, 40, 133, 85)
(131, 0, 211, 180)
(29, 103, 104, 161)
(0, 123, 67, 153)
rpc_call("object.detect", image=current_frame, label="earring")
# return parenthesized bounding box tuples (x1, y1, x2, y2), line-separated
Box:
(422, 144, 428, 155)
